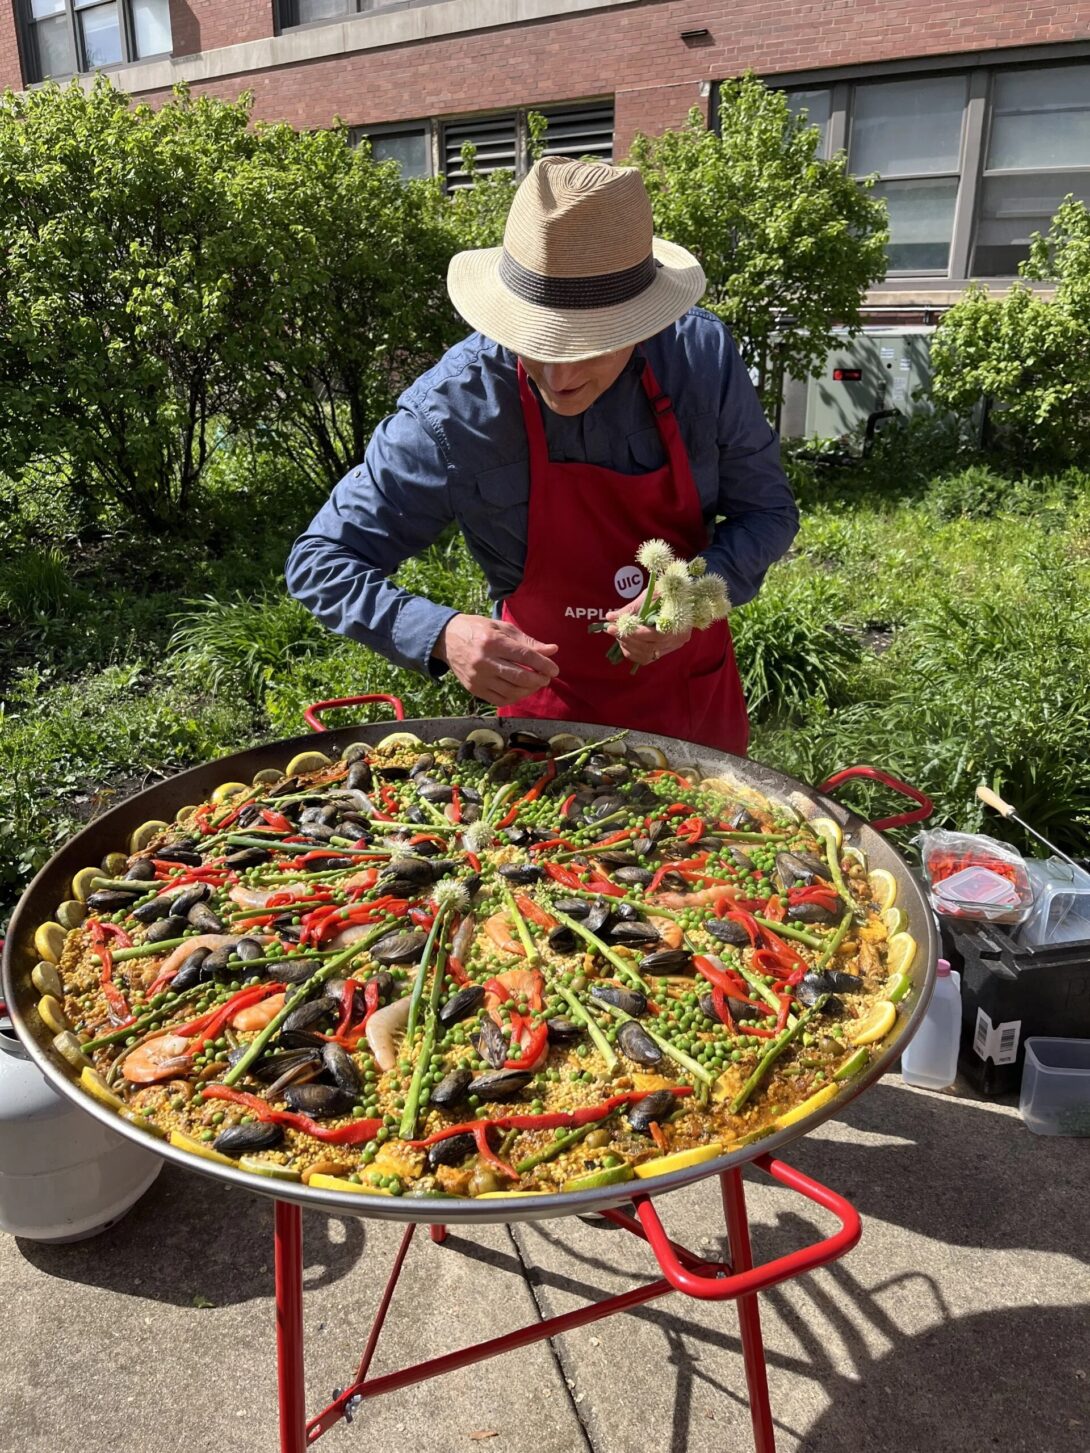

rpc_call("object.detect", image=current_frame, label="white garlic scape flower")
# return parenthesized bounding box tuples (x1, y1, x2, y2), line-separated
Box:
(460, 822, 494, 856)
(690, 574, 731, 629)
(636, 538, 675, 575)
(613, 611, 641, 639)
(655, 597, 694, 636)
(433, 876, 470, 913)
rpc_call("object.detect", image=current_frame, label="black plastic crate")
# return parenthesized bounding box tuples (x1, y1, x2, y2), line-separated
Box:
(943, 921, 1090, 1095)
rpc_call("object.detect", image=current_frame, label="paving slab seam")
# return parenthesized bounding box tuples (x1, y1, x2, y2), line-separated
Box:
(503, 1222, 597, 1453)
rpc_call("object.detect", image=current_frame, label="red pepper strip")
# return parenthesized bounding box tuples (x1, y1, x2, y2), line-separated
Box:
(745, 1025, 778, 1039)
(516, 893, 557, 931)
(710, 985, 736, 1032)
(649, 1121, 669, 1153)
(677, 817, 705, 846)
(410, 908, 436, 930)
(588, 828, 637, 850)
(379, 785, 400, 813)
(586, 877, 627, 898)
(560, 792, 577, 818)
(361, 977, 381, 1028)
(496, 759, 558, 830)
(175, 982, 286, 1043)
(725, 909, 761, 946)
(409, 833, 447, 849)
(447, 956, 470, 987)
(663, 802, 694, 816)
(200, 1086, 382, 1146)
(505, 1021, 548, 1070)
(529, 838, 580, 855)
(411, 1089, 695, 1149)
(474, 1122, 520, 1179)
(544, 863, 583, 890)
(449, 787, 462, 825)
(764, 894, 786, 923)
(191, 803, 216, 835)
(645, 770, 691, 786)
(94, 921, 133, 949)
(465, 851, 482, 873)
(787, 885, 841, 912)
(774, 994, 793, 1033)
(260, 808, 294, 832)
(88, 920, 135, 1024)
(334, 979, 357, 1038)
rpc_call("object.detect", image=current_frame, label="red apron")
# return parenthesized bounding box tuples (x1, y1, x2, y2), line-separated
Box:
(498, 357, 749, 754)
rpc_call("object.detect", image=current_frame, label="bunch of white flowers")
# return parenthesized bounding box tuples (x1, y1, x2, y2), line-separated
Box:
(590, 539, 730, 672)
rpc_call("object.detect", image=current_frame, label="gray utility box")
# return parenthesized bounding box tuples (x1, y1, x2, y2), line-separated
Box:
(780, 327, 935, 440)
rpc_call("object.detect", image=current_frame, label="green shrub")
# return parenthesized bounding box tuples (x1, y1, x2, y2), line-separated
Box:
(732, 576, 863, 720)
(168, 593, 328, 698)
(926, 464, 1016, 521)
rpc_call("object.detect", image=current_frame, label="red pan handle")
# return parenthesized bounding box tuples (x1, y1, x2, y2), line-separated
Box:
(631, 1154, 861, 1300)
(817, 764, 933, 833)
(304, 695, 406, 733)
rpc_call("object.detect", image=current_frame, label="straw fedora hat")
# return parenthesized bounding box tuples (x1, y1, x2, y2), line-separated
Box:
(447, 157, 706, 363)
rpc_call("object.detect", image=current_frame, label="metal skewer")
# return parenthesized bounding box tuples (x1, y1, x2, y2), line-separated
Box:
(975, 785, 1084, 872)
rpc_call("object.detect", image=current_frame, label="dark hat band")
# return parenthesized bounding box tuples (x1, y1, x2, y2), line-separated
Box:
(498, 250, 661, 310)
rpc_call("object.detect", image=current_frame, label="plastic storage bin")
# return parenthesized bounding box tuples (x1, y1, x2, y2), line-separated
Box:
(1016, 859, 1090, 948)
(1019, 1037, 1090, 1137)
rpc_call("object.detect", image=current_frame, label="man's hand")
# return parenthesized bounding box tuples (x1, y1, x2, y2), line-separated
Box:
(434, 615, 559, 707)
(604, 590, 691, 667)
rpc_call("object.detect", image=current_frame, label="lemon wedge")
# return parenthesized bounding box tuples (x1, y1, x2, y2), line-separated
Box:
(210, 781, 249, 804)
(129, 819, 168, 853)
(284, 750, 333, 777)
(882, 906, 908, 936)
(70, 866, 103, 902)
(33, 921, 67, 965)
(773, 1082, 839, 1128)
(464, 728, 503, 749)
(239, 1156, 302, 1182)
(308, 1173, 391, 1195)
(633, 1143, 723, 1179)
(81, 1065, 124, 1110)
(811, 816, 843, 849)
(868, 869, 898, 910)
(886, 931, 917, 976)
(847, 1000, 897, 1046)
(37, 994, 69, 1035)
(168, 1130, 237, 1166)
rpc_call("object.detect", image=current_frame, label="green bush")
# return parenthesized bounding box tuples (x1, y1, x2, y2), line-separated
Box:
(926, 464, 1017, 521)
(168, 594, 329, 698)
(731, 576, 863, 720)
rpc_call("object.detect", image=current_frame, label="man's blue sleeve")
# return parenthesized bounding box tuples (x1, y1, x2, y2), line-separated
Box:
(285, 407, 458, 676)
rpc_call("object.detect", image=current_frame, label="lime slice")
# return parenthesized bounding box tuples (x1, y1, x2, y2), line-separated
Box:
(37, 994, 68, 1035)
(81, 1065, 124, 1110)
(774, 1082, 839, 1128)
(101, 851, 128, 877)
(633, 1143, 723, 1179)
(563, 1163, 635, 1192)
(238, 1156, 302, 1182)
(846, 1000, 897, 1046)
(34, 921, 67, 965)
(887, 931, 917, 976)
(811, 816, 843, 849)
(548, 733, 584, 753)
(868, 869, 898, 910)
(70, 866, 102, 903)
(56, 899, 86, 931)
(885, 969, 912, 1004)
(211, 780, 249, 804)
(285, 750, 333, 777)
(882, 906, 908, 936)
(129, 819, 168, 853)
(31, 961, 63, 998)
(169, 1130, 237, 1166)
(833, 1045, 871, 1081)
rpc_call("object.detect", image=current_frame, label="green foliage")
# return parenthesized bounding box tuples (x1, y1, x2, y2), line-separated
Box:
(168, 594, 329, 698)
(628, 78, 888, 404)
(931, 198, 1090, 461)
(444, 112, 547, 252)
(731, 578, 863, 719)
(0, 546, 76, 623)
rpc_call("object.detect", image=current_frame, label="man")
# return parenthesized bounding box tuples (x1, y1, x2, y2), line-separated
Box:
(286, 157, 798, 754)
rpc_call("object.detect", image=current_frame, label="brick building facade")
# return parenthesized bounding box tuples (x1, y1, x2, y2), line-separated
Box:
(4, 2, 1090, 304)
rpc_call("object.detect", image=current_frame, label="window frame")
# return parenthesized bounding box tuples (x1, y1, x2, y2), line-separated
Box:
(20, 0, 173, 82)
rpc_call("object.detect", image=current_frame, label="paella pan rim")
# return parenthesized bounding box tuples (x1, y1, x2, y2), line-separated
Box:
(2, 714, 939, 1225)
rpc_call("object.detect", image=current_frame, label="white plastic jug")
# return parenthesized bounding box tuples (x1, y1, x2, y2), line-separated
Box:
(901, 958, 962, 1091)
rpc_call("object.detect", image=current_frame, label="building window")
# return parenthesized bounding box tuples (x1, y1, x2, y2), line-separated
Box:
(280, 1, 407, 24)
(24, 0, 171, 78)
(973, 63, 1090, 276)
(785, 89, 832, 159)
(848, 75, 966, 273)
(351, 123, 432, 179)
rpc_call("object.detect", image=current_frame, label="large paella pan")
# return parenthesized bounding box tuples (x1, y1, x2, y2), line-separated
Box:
(2, 713, 937, 1224)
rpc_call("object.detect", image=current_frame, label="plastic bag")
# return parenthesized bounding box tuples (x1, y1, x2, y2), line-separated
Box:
(916, 829, 1033, 924)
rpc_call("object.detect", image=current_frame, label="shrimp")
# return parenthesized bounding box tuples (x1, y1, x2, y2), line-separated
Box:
(648, 916, 683, 950)
(365, 995, 411, 1071)
(652, 885, 733, 909)
(228, 881, 310, 910)
(326, 922, 375, 952)
(122, 1034, 193, 1084)
(231, 992, 286, 1031)
(484, 913, 524, 957)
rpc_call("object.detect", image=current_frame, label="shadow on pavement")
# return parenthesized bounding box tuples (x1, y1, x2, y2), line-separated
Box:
(16, 1163, 366, 1307)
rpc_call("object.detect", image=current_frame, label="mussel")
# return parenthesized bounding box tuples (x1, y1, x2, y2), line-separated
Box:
(416, 779, 454, 804)
(213, 1122, 284, 1156)
(145, 915, 189, 943)
(638, 948, 693, 975)
(591, 985, 647, 1017)
(498, 864, 543, 886)
(171, 947, 212, 992)
(281, 997, 338, 1035)
(468, 1070, 532, 1101)
(787, 902, 840, 926)
(225, 847, 271, 869)
(282, 1084, 355, 1119)
(347, 760, 373, 791)
(187, 902, 225, 934)
(202, 944, 239, 976)
(476, 1018, 510, 1069)
(707, 919, 751, 947)
(628, 1090, 676, 1135)
(776, 851, 830, 891)
(85, 888, 140, 912)
(430, 1066, 473, 1109)
(129, 896, 174, 925)
(167, 884, 211, 917)
(611, 866, 654, 888)
(617, 1021, 662, 1066)
(369, 930, 428, 965)
(235, 938, 264, 963)
(321, 1042, 362, 1095)
(439, 984, 485, 1028)
(154, 844, 202, 866)
(552, 898, 589, 919)
(545, 1017, 584, 1042)
(585, 794, 626, 823)
(699, 991, 753, 1024)
(123, 858, 157, 882)
(546, 923, 578, 955)
(427, 1133, 477, 1171)
(607, 920, 660, 947)
(795, 970, 859, 1012)
(583, 900, 613, 936)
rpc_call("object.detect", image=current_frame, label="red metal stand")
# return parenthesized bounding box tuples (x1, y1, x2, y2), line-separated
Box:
(274, 1154, 861, 1453)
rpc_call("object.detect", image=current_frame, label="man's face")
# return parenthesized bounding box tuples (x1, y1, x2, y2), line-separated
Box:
(518, 345, 635, 417)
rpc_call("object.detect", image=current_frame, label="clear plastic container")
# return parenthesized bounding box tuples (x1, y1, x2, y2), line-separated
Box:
(1015, 859, 1090, 948)
(917, 829, 1033, 924)
(902, 959, 961, 1090)
(1019, 1037, 1090, 1137)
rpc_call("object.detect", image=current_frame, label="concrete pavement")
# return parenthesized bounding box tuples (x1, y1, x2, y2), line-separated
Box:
(3, 1075, 1087, 1453)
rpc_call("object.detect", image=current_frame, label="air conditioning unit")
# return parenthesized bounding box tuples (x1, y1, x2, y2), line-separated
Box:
(780, 327, 936, 440)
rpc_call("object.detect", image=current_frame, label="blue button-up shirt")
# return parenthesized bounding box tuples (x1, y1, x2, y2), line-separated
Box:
(286, 308, 799, 676)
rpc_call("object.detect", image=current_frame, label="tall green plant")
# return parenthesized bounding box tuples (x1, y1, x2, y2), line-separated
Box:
(628, 77, 888, 405)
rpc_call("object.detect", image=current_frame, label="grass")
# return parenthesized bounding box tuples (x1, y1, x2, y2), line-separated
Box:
(1, 433, 1089, 929)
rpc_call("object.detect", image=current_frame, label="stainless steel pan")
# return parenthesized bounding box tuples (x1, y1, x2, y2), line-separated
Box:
(2, 715, 938, 1223)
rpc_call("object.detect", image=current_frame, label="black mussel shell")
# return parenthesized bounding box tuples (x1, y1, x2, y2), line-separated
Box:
(611, 866, 654, 887)
(245, 1047, 320, 1083)
(639, 948, 693, 975)
(787, 902, 840, 926)
(168, 884, 211, 915)
(498, 863, 543, 885)
(439, 984, 485, 1028)
(613, 900, 639, 922)
(187, 902, 225, 934)
(123, 857, 157, 882)
(213, 1121, 284, 1156)
(591, 984, 647, 1017)
(618, 1021, 663, 1066)
(707, 919, 751, 947)
(380, 857, 437, 884)
(203, 944, 238, 975)
(225, 847, 271, 869)
(594, 850, 638, 868)
(314, 854, 358, 871)
(282, 997, 338, 1034)
(347, 760, 373, 791)
(145, 915, 189, 943)
(322, 1042, 362, 1095)
(776, 851, 830, 891)
(463, 873, 482, 899)
(277, 1029, 329, 1051)
(154, 844, 202, 866)
(235, 804, 264, 829)
(699, 991, 754, 1024)
(336, 818, 371, 842)
(370, 931, 428, 965)
(627, 1090, 677, 1135)
(508, 730, 549, 751)
(171, 947, 212, 992)
(585, 794, 626, 823)
(408, 753, 434, 778)
(503, 827, 530, 847)
(730, 848, 755, 872)
(546, 1017, 584, 1042)
(235, 937, 265, 963)
(725, 808, 757, 831)
(86, 888, 141, 912)
(279, 958, 321, 984)
(608, 920, 660, 947)
(476, 1017, 510, 1069)
(427, 1132, 477, 1171)
(547, 923, 578, 955)
(795, 973, 844, 1013)
(130, 896, 173, 924)
(456, 740, 475, 763)
(430, 1066, 473, 1109)
(583, 900, 613, 936)
(282, 1084, 355, 1119)
(468, 1069, 533, 1101)
(300, 824, 338, 844)
(416, 780, 454, 804)
(552, 898, 589, 919)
